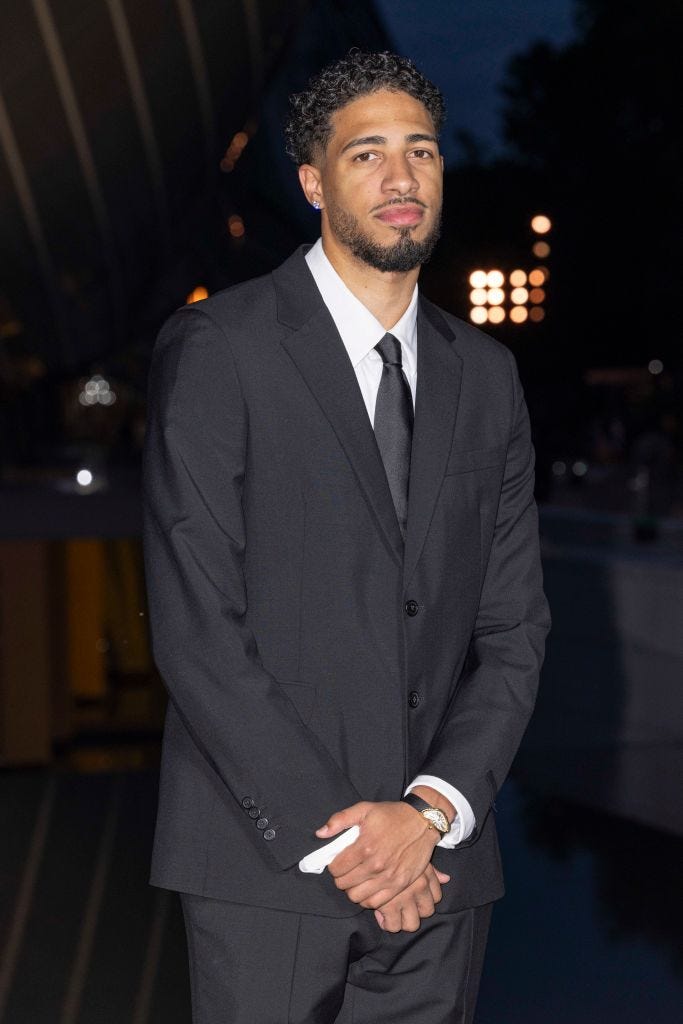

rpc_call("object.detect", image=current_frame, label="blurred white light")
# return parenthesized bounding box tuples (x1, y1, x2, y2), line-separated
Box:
(488, 306, 506, 324)
(510, 269, 527, 287)
(469, 270, 487, 288)
(552, 460, 566, 477)
(486, 270, 505, 288)
(648, 359, 663, 375)
(572, 460, 588, 478)
(470, 307, 488, 325)
(531, 215, 552, 234)
(486, 288, 505, 305)
(511, 287, 529, 305)
(76, 468, 93, 487)
(470, 288, 488, 305)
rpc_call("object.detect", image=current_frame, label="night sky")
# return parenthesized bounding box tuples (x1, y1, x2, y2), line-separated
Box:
(375, 0, 577, 162)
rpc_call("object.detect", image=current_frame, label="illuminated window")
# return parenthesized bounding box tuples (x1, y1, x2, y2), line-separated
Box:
(532, 241, 550, 259)
(511, 287, 529, 305)
(510, 306, 528, 324)
(531, 215, 551, 234)
(486, 270, 505, 288)
(488, 306, 505, 324)
(509, 269, 527, 287)
(470, 306, 488, 325)
(529, 306, 545, 322)
(469, 270, 488, 288)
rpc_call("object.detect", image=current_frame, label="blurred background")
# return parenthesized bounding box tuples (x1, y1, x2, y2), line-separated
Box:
(0, 0, 681, 1020)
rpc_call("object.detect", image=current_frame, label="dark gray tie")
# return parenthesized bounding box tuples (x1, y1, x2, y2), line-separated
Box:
(373, 333, 414, 537)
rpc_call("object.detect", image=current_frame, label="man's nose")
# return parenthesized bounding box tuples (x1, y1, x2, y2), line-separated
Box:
(381, 154, 418, 195)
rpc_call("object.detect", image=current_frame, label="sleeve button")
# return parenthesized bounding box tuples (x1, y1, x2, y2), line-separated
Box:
(256, 817, 269, 830)
(248, 807, 261, 819)
(404, 599, 419, 617)
(263, 828, 276, 841)
(241, 797, 255, 809)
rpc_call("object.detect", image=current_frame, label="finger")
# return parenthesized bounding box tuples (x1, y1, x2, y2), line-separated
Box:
(327, 845, 367, 879)
(316, 802, 368, 838)
(424, 867, 442, 904)
(435, 869, 450, 883)
(413, 886, 436, 919)
(380, 904, 403, 933)
(374, 909, 385, 929)
(400, 900, 421, 933)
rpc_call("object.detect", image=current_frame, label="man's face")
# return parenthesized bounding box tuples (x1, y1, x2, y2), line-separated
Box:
(312, 89, 443, 272)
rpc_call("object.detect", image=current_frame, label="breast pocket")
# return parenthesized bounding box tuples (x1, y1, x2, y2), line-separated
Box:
(444, 446, 507, 476)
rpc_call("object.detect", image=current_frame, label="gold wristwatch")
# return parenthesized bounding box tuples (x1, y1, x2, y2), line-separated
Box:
(402, 792, 451, 836)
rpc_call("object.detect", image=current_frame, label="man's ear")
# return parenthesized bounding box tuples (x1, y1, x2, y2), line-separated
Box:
(298, 164, 324, 210)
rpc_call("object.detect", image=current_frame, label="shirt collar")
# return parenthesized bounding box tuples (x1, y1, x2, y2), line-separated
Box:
(305, 238, 418, 376)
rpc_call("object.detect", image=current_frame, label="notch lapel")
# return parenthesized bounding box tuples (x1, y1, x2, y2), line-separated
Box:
(403, 301, 463, 587)
(274, 250, 404, 569)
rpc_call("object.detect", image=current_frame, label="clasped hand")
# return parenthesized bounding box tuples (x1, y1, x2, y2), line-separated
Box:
(317, 801, 450, 933)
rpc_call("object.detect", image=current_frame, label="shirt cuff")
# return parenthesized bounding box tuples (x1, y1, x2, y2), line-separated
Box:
(405, 774, 476, 848)
(298, 825, 360, 873)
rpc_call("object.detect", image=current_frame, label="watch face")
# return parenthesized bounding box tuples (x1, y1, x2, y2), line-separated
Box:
(423, 808, 450, 834)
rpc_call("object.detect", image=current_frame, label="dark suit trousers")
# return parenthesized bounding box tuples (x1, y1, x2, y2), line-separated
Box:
(180, 893, 492, 1023)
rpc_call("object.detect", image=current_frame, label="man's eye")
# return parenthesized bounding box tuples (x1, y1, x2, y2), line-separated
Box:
(411, 149, 433, 159)
(353, 152, 377, 162)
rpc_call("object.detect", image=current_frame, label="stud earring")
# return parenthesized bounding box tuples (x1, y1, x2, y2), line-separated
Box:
(311, 200, 321, 211)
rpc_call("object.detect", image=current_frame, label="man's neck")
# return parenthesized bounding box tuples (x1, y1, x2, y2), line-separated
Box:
(321, 233, 419, 330)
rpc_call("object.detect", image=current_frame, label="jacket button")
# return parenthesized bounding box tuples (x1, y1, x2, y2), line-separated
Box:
(404, 599, 419, 617)
(248, 807, 261, 819)
(408, 690, 421, 708)
(241, 797, 254, 809)
(263, 828, 276, 841)
(256, 817, 269, 830)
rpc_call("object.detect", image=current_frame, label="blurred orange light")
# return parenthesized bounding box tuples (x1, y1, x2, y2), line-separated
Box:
(532, 241, 550, 258)
(470, 307, 488, 325)
(510, 306, 528, 324)
(486, 270, 505, 288)
(488, 306, 505, 324)
(470, 288, 488, 305)
(531, 215, 551, 234)
(469, 270, 487, 288)
(529, 306, 545, 322)
(233, 131, 249, 150)
(511, 287, 529, 305)
(529, 288, 546, 304)
(528, 268, 547, 286)
(187, 286, 209, 303)
(487, 288, 505, 306)
(228, 214, 245, 238)
(509, 269, 527, 287)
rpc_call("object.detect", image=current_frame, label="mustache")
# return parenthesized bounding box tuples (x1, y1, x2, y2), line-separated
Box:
(372, 197, 427, 212)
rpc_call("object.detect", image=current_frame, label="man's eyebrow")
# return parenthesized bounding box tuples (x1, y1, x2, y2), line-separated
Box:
(339, 132, 438, 155)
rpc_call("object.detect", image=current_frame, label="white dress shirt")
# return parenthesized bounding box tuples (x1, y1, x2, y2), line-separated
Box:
(298, 240, 476, 874)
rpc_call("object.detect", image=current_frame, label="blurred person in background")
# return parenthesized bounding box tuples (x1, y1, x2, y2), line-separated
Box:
(143, 50, 549, 1024)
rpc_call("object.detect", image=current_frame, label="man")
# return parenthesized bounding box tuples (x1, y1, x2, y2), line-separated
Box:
(143, 50, 550, 1024)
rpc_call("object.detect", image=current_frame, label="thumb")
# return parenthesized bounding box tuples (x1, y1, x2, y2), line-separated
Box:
(374, 909, 385, 929)
(316, 802, 368, 838)
(435, 869, 450, 883)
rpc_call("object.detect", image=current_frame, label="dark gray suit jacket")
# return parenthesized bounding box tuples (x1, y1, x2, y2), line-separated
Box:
(143, 245, 550, 917)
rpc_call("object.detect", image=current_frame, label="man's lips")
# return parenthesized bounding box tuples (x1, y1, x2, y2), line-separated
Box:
(375, 203, 425, 226)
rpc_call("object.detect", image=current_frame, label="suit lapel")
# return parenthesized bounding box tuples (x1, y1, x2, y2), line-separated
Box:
(274, 248, 404, 569)
(403, 300, 463, 587)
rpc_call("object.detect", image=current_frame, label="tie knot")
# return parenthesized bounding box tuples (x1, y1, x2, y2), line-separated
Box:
(375, 333, 402, 367)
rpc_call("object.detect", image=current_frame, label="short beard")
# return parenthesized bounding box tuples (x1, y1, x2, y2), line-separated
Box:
(325, 201, 441, 273)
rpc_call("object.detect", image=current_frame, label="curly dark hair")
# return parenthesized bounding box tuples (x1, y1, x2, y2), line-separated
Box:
(284, 50, 445, 165)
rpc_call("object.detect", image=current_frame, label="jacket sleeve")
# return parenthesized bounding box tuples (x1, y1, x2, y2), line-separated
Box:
(416, 346, 551, 843)
(142, 306, 362, 870)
